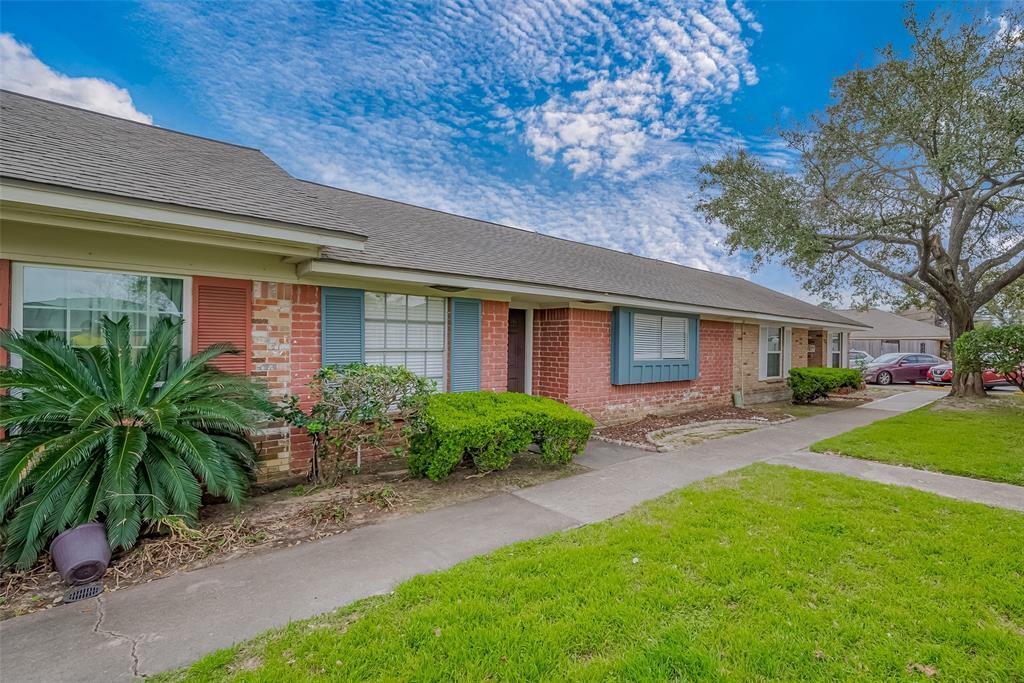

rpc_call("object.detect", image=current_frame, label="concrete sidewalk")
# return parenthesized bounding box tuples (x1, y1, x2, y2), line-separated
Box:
(3, 389, 1000, 682)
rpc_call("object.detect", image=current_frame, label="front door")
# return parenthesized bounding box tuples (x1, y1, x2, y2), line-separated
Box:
(507, 308, 527, 393)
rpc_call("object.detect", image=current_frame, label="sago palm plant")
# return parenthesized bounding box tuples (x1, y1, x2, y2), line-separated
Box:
(0, 316, 271, 569)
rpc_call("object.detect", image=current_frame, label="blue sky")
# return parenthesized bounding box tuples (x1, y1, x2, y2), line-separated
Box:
(0, 1, 997, 301)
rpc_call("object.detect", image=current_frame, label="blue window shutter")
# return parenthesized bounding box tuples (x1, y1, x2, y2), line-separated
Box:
(322, 287, 364, 367)
(450, 298, 481, 392)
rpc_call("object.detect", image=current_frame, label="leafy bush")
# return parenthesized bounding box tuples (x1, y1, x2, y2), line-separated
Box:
(954, 325, 1024, 392)
(0, 317, 271, 569)
(408, 392, 594, 481)
(788, 367, 863, 404)
(278, 363, 434, 482)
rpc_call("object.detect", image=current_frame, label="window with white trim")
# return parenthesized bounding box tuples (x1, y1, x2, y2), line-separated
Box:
(363, 292, 446, 384)
(633, 313, 689, 361)
(13, 264, 188, 363)
(829, 332, 843, 368)
(761, 325, 784, 379)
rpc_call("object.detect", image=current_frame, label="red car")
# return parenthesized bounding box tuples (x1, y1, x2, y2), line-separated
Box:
(861, 352, 945, 385)
(928, 363, 1009, 389)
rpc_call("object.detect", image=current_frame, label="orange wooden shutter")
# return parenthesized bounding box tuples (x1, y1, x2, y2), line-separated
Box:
(192, 276, 252, 374)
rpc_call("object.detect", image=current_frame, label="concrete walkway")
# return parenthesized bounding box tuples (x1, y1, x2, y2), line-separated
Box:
(3, 389, 1019, 681)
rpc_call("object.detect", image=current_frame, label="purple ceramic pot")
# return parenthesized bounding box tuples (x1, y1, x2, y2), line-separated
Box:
(49, 523, 111, 585)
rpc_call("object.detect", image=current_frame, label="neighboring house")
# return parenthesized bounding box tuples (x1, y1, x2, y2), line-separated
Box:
(0, 91, 865, 480)
(837, 308, 950, 358)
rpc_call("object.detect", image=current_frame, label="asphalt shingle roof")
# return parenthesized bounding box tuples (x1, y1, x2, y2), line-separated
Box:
(0, 90, 861, 328)
(0, 91, 363, 237)
(837, 309, 950, 340)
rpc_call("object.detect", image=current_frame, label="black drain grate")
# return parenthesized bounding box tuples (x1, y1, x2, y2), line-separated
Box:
(63, 582, 103, 604)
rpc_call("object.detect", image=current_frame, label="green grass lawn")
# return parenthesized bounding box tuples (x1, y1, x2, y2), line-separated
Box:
(159, 465, 1024, 682)
(812, 396, 1024, 486)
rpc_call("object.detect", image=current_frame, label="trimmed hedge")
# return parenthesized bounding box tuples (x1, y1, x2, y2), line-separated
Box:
(408, 392, 595, 481)
(788, 367, 863, 403)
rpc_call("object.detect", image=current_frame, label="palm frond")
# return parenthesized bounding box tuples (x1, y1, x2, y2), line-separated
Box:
(102, 316, 134, 405)
(76, 345, 113, 400)
(129, 317, 181, 407)
(99, 426, 146, 550)
(0, 329, 96, 400)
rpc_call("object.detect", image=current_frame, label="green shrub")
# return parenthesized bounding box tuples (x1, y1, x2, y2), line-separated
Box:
(788, 367, 863, 404)
(0, 317, 272, 569)
(954, 325, 1024, 392)
(408, 392, 595, 481)
(278, 363, 433, 482)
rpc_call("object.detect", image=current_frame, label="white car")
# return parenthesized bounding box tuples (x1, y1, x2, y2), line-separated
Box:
(848, 349, 874, 368)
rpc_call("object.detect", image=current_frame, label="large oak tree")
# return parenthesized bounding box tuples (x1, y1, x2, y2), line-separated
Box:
(698, 7, 1023, 397)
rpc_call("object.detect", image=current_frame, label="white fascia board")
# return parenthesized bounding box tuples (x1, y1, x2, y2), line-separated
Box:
(298, 259, 869, 330)
(0, 180, 366, 252)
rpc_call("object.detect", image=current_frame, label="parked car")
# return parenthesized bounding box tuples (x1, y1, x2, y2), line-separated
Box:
(848, 349, 874, 368)
(928, 363, 1008, 390)
(861, 352, 945, 385)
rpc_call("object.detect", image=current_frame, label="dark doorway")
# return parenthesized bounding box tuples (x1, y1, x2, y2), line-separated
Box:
(507, 308, 527, 393)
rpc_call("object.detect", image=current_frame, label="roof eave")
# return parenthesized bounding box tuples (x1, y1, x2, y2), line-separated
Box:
(0, 178, 367, 251)
(299, 259, 868, 330)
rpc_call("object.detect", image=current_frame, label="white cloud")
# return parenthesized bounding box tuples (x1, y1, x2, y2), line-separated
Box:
(0, 33, 152, 124)
(130, 0, 772, 281)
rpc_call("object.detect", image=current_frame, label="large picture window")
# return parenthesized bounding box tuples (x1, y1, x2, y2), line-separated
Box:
(363, 292, 445, 385)
(633, 314, 689, 361)
(14, 264, 188, 360)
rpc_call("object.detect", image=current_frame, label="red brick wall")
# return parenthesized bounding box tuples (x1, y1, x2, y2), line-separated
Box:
(531, 308, 734, 424)
(251, 282, 321, 480)
(532, 308, 571, 401)
(481, 300, 509, 392)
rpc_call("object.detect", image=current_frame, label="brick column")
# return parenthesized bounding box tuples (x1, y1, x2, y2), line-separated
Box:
(480, 300, 509, 392)
(251, 282, 321, 481)
(791, 328, 809, 369)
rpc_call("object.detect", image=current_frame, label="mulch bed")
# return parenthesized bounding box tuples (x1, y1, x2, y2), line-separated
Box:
(1, 454, 585, 620)
(595, 406, 791, 446)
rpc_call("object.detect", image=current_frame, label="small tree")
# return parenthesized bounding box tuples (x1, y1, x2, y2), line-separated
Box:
(954, 325, 1024, 393)
(698, 7, 1024, 398)
(279, 364, 433, 482)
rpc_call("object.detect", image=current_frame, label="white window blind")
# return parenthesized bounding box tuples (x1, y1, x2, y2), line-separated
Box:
(633, 314, 689, 361)
(364, 292, 446, 384)
(661, 318, 689, 358)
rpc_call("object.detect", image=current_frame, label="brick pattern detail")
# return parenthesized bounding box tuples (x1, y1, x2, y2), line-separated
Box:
(250, 282, 321, 481)
(532, 308, 570, 401)
(791, 328, 809, 370)
(531, 308, 734, 425)
(480, 300, 510, 392)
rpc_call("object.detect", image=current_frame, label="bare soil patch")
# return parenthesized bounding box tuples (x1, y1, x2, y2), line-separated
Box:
(595, 406, 791, 448)
(1, 454, 585, 620)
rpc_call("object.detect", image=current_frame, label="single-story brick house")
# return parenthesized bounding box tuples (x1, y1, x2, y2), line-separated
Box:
(0, 92, 866, 480)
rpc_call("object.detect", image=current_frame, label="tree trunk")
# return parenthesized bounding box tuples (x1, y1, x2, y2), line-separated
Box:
(947, 309, 987, 398)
